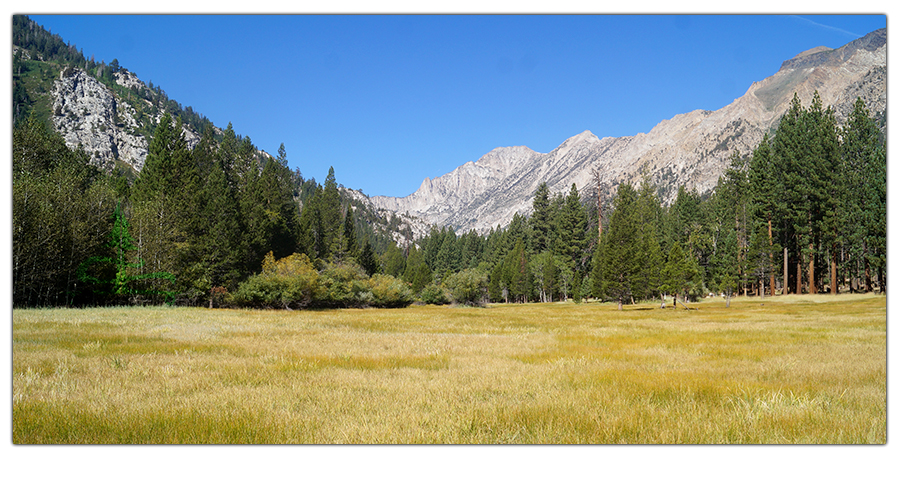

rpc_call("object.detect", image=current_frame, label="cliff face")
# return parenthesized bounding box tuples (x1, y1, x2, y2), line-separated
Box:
(371, 28, 886, 234)
(50, 67, 205, 173)
(52, 68, 149, 170)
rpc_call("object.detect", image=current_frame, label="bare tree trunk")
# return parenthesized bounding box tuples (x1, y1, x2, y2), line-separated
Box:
(830, 245, 838, 294)
(864, 251, 872, 293)
(784, 247, 789, 295)
(796, 259, 803, 295)
(768, 218, 776, 297)
(808, 242, 816, 294)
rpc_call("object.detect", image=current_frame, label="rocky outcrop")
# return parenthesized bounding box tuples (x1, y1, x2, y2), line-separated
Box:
(371, 28, 886, 234)
(52, 68, 149, 170)
(51, 68, 203, 173)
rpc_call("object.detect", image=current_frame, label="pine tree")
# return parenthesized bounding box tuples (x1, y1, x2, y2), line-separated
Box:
(552, 183, 587, 270)
(298, 184, 326, 261)
(531, 251, 558, 302)
(634, 177, 664, 301)
(842, 97, 886, 293)
(489, 260, 505, 303)
(129, 112, 194, 293)
(196, 153, 246, 293)
(599, 183, 642, 310)
(434, 229, 460, 276)
(771, 93, 807, 294)
(748, 137, 780, 294)
(711, 223, 740, 307)
(661, 241, 699, 308)
(381, 242, 407, 278)
(572, 270, 584, 303)
(808, 97, 844, 294)
(358, 238, 380, 276)
(131, 113, 191, 206)
(530, 182, 553, 253)
(403, 246, 432, 294)
(798, 91, 835, 294)
(746, 223, 778, 297)
(77, 202, 176, 304)
(503, 239, 531, 303)
(716, 154, 752, 295)
(320, 167, 343, 261)
(339, 205, 359, 263)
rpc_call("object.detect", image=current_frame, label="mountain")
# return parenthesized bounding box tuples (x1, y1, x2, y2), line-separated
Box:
(371, 28, 886, 234)
(14, 16, 885, 242)
(13, 15, 425, 250)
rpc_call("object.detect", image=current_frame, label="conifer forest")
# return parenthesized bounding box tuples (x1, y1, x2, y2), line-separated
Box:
(12, 92, 886, 310)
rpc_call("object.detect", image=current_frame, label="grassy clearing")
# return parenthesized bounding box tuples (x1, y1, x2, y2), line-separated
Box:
(12, 294, 886, 443)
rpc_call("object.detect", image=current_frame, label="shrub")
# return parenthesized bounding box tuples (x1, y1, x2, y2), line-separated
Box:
(317, 262, 371, 308)
(419, 283, 450, 305)
(232, 254, 417, 310)
(445, 268, 489, 306)
(367, 274, 415, 308)
(231, 252, 320, 309)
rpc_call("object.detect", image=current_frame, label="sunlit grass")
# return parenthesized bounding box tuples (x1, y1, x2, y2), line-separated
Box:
(12, 294, 886, 443)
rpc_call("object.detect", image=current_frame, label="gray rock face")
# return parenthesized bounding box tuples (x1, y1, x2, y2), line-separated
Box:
(51, 68, 202, 173)
(52, 68, 149, 170)
(372, 28, 886, 234)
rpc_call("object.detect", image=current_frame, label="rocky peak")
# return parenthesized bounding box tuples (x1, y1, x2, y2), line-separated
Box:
(114, 69, 145, 91)
(780, 27, 886, 71)
(565, 130, 600, 144)
(370, 28, 885, 234)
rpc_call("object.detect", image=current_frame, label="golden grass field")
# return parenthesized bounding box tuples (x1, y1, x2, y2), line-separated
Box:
(12, 293, 886, 444)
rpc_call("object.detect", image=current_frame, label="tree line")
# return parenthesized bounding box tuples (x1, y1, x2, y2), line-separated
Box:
(13, 111, 381, 308)
(371, 92, 886, 308)
(12, 92, 885, 309)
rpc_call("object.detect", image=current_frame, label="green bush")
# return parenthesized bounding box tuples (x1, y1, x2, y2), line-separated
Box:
(445, 269, 488, 306)
(231, 253, 321, 309)
(419, 283, 450, 305)
(232, 254, 416, 310)
(317, 262, 371, 308)
(367, 274, 415, 308)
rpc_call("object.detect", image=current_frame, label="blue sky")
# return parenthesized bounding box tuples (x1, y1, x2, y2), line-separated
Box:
(26, 14, 887, 197)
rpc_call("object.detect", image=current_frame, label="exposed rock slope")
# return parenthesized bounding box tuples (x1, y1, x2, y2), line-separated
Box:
(372, 28, 886, 234)
(51, 68, 203, 172)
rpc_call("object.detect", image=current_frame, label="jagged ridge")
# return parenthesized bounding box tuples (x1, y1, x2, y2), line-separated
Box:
(371, 28, 886, 235)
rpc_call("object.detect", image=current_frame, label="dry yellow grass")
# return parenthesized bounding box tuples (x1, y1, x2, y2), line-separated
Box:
(12, 294, 886, 443)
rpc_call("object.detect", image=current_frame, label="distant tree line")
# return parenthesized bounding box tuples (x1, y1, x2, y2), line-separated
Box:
(374, 92, 886, 308)
(13, 73, 885, 309)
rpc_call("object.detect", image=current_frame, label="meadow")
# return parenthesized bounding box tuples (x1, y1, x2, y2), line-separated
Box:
(12, 293, 886, 444)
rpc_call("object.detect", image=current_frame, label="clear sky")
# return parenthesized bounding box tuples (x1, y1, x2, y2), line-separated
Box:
(26, 13, 886, 197)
